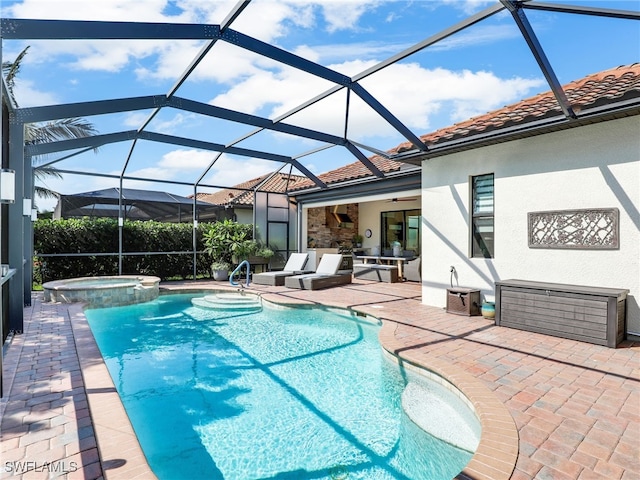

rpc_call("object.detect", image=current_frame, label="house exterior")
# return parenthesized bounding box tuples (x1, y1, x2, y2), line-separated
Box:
(393, 64, 639, 338)
(292, 64, 640, 339)
(199, 65, 640, 338)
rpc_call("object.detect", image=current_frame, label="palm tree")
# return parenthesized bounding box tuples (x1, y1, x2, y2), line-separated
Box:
(3, 46, 99, 206)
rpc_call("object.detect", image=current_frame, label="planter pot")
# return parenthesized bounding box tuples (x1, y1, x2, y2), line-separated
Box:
(232, 255, 271, 265)
(481, 301, 496, 319)
(212, 269, 229, 281)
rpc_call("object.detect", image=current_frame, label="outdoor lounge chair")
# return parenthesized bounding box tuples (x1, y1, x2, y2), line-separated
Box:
(284, 253, 352, 290)
(252, 253, 312, 286)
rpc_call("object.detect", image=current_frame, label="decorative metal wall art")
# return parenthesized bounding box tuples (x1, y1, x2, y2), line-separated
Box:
(528, 208, 619, 249)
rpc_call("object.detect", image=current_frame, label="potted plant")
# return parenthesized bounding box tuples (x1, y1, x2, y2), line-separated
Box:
(234, 241, 275, 270)
(352, 234, 363, 248)
(203, 219, 253, 278)
(253, 245, 274, 262)
(210, 261, 230, 281)
(231, 239, 259, 263)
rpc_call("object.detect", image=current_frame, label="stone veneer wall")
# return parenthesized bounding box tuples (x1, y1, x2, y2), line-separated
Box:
(307, 204, 359, 248)
(46, 284, 159, 307)
(43, 276, 160, 308)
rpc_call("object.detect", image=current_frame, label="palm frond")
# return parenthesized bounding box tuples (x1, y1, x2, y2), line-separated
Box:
(35, 167, 64, 181)
(34, 185, 60, 201)
(2, 46, 30, 103)
(27, 118, 99, 144)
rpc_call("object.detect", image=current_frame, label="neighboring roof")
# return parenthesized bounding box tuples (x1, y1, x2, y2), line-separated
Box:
(55, 187, 222, 222)
(291, 63, 640, 192)
(196, 172, 308, 206)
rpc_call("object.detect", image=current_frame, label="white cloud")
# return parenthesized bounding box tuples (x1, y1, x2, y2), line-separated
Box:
(152, 113, 198, 134)
(5, 0, 178, 22)
(438, 0, 495, 15)
(158, 149, 215, 170)
(123, 112, 152, 128)
(319, 1, 374, 33)
(203, 155, 276, 187)
(209, 58, 545, 142)
(13, 80, 59, 107)
(361, 65, 546, 125)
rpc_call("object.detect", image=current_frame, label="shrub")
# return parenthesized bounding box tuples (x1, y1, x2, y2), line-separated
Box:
(34, 218, 211, 283)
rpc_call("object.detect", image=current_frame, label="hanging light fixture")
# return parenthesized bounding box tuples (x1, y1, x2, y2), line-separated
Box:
(0, 169, 16, 203)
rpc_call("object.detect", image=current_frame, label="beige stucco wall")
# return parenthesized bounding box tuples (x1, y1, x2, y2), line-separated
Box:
(421, 115, 640, 334)
(234, 208, 254, 225)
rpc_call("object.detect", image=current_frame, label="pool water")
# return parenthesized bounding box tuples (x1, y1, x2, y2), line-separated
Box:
(85, 293, 475, 480)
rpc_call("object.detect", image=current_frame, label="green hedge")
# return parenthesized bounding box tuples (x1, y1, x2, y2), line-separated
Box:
(34, 218, 211, 283)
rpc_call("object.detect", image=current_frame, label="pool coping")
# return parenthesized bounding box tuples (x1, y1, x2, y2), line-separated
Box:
(379, 321, 518, 480)
(68, 302, 157, 480)
(67, 284, 518, 480)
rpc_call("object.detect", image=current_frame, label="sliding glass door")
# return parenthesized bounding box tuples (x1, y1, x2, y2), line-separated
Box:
(381, 209, 421, 254)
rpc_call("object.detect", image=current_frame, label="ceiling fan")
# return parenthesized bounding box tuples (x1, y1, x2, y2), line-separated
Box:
(386, 197, 418, 203)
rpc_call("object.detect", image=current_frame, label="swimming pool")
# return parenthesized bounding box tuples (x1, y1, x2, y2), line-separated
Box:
(85, 292, 479, 479)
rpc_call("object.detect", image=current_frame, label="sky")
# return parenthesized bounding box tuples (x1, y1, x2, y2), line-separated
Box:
(1, 0, 639, 212)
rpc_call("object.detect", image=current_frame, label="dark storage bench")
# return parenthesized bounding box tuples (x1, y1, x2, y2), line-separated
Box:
(495, 279, 628, 347)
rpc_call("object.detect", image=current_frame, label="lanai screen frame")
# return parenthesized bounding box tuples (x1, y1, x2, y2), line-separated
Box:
(1, 0, 638, 337)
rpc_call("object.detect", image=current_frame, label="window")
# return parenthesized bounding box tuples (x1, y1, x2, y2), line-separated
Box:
(381, 209, 421, 254)
(471, 174, 494, 258)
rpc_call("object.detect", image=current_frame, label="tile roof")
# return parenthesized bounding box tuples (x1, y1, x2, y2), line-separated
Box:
(395, 63, 640, 153)
(292, 63, 639, 191)
(196, 172, 308, 206)
(199, 64, 640, 198)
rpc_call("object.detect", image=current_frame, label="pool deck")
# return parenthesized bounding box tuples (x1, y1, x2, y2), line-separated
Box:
(1, 279, 639, 480)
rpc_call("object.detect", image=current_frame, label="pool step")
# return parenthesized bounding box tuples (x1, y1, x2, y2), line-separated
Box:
(191, 293, 262, 311)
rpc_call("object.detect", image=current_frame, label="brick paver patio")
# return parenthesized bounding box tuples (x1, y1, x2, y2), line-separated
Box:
(1, 279, 639, 479)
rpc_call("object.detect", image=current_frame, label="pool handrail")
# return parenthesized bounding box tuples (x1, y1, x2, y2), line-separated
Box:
(230, 260, 250, 287)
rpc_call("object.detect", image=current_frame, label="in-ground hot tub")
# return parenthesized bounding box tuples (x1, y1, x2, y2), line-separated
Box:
(43, 275, 160, 308)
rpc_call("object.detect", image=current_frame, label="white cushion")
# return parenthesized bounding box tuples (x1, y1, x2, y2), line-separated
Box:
(315, 254, 343, 275)
(283, 253, 309, 272)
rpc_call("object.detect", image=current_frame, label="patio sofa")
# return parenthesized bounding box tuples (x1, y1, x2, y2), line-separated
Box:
(284, 253, 352, 290)
(353, 263, 399, 283)
(252, 253, 312, 286)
